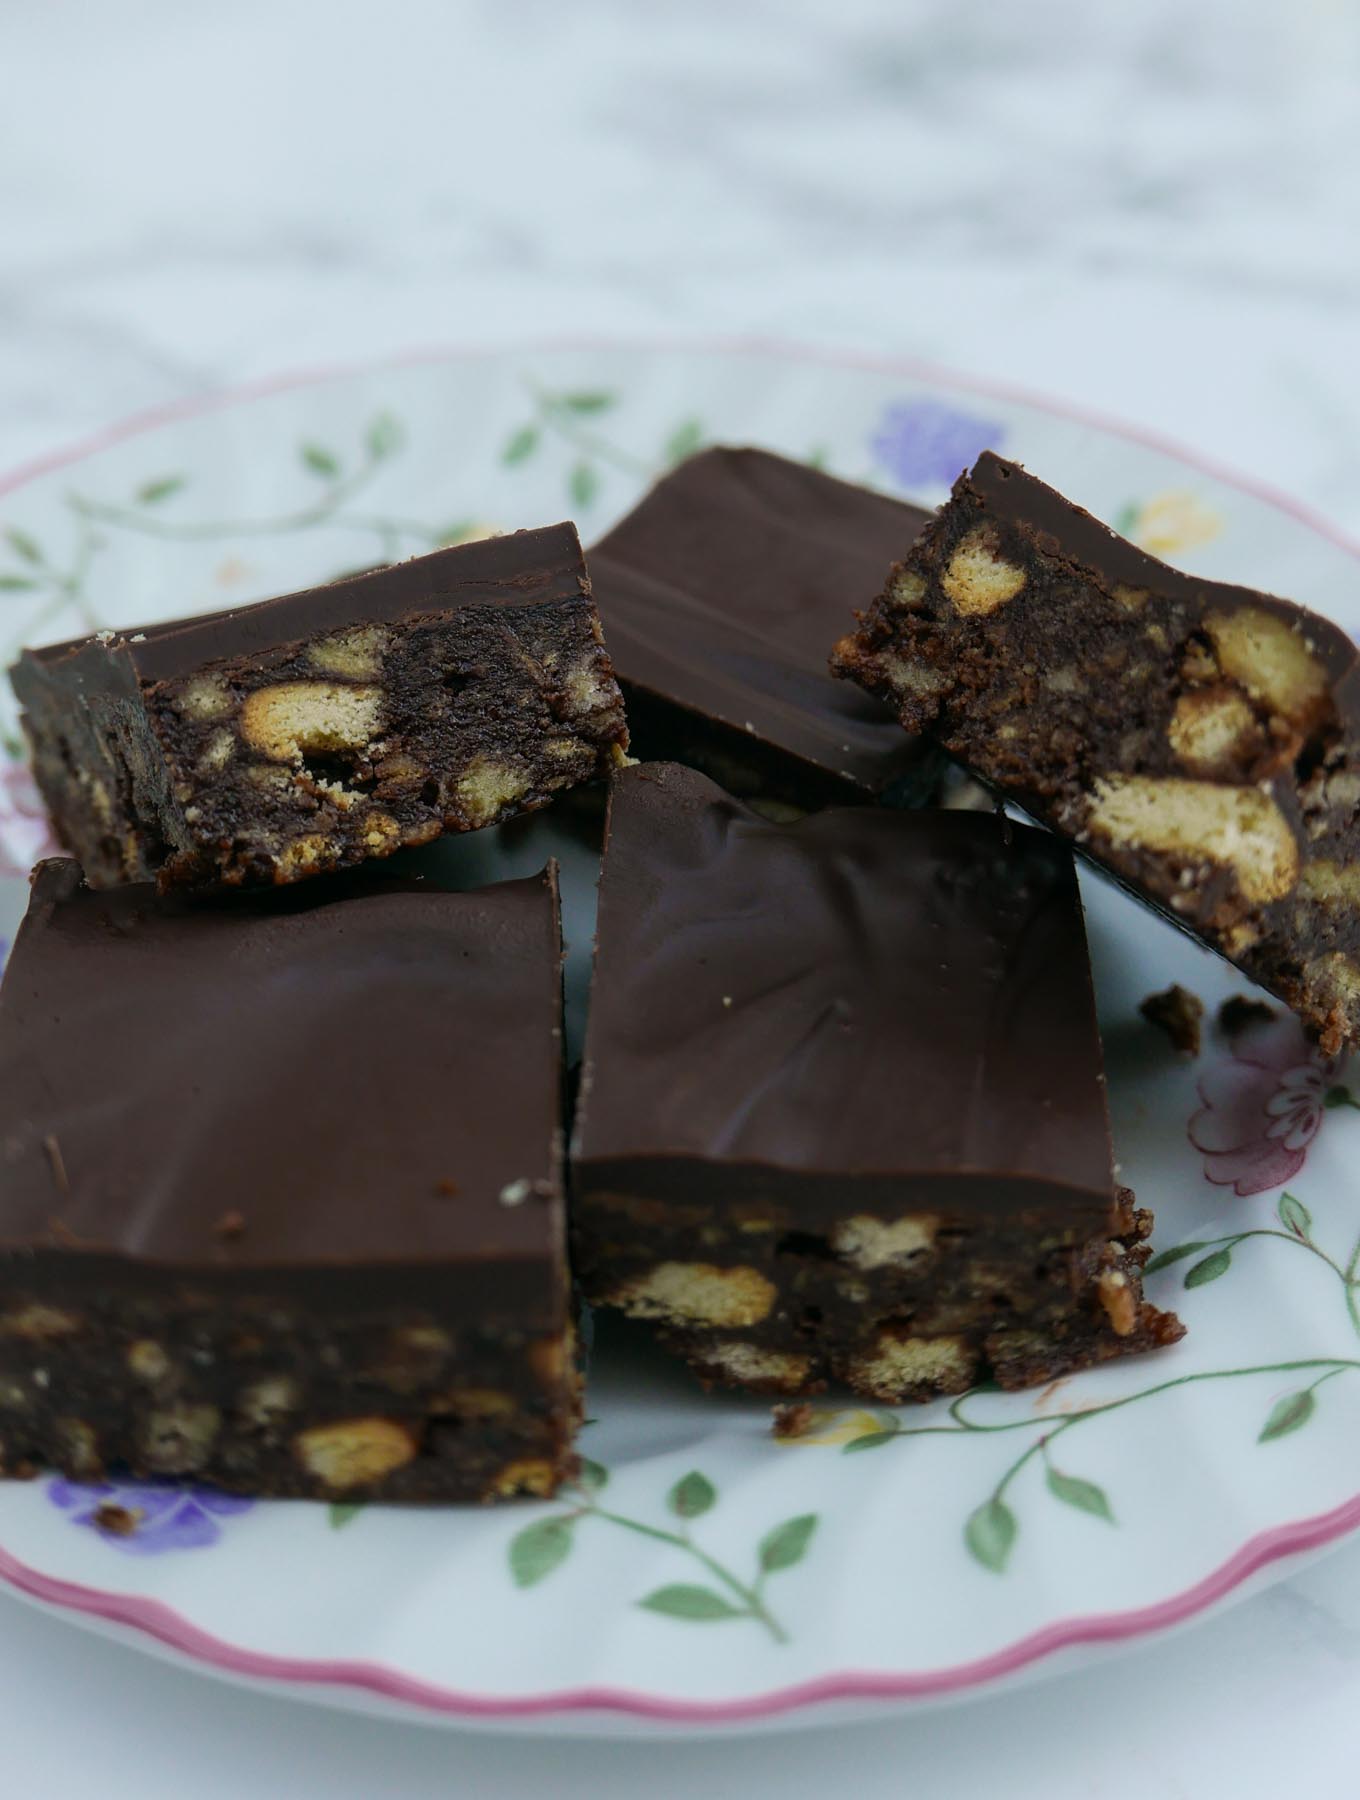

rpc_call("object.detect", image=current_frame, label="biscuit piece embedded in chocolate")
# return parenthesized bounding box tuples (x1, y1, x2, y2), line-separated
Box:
(570, 762, 1182, 1401)
(12, 525, 627, 890)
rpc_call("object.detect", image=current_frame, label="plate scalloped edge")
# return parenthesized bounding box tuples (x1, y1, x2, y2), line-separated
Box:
(2, 1488, 1359, 1724)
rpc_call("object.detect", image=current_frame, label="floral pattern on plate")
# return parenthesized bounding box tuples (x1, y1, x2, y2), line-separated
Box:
(1189, 1016, 1353, 1197)
(47, 1478, 254, 1555)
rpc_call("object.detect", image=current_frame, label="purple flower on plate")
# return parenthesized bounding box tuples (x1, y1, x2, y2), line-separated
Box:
(870, 399, 1005, 490)
(46, 1477, 254, 1555)
(1188, 1016, 1335, 1198)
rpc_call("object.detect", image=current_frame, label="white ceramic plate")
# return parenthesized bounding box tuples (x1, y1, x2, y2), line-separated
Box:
(0, 340, 1358, 1738)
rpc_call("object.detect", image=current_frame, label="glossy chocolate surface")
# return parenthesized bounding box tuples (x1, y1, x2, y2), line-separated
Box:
(0, 861, 565, 1318)
(574, 762, 1115, 1223)
(21, 524, 588, 688)
(588, 448, 930, 796)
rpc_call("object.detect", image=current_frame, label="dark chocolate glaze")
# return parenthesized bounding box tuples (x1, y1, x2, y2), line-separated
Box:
(18, 523, 587, 688)
(969, 453, 1359, 692)
(573, 762, 1115, 1226)
(0, 861, 565, 1322)
(588, 448, 930, 796)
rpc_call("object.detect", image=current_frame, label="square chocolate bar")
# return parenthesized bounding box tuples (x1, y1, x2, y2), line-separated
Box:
(0, 860, 576, 1502)
(571, 763, 1181, 1400)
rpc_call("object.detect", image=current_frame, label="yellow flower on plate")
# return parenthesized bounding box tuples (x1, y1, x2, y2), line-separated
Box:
(1123, 490, 1222, 559)
(438, 520, 501, 547)
(775, 1407, 892, 1448)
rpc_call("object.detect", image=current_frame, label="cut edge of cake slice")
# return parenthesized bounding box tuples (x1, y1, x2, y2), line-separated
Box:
(832, 452, 1360, 1052)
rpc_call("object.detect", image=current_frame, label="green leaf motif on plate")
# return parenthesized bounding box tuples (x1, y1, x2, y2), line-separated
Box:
(965, 1496, 1017, 1574)
(1278, 1192, 1313, 1239)
(0, 574, 38, 592)
(501, 424, 539, 466)
(300, 442, 341, 478)
(1259, 1389, 1316, 1443)
(327, 1502, 363, 1530)
(1184, 1247, 1232, 1288)
(667, 1470, 716, 1520)
(1045, 1467, 1115, 1524)
(638, 1584, 743, 1623)
(842, 1429, 898, 1454)
(435, 520, 478, 546)
(1144, 1240, 1207, 1274)
(509, 1517, 575, 1589)
(663, 418, 705, 465)
(4, 526, 42, 563)
(135, 475, 186, 506)
(568, 460, 600, 509)
(559, 391, 615, 415)
(758, 1514, 818, 1574)
(577, 1457, 609, 1493)
(365, 413, 403, 459)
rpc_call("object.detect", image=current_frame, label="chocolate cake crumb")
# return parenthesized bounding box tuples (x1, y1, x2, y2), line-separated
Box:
(772, 1402, 816, 1440)
(92, 1502, 140, 1537)
(1139, 985, 1204, 1056)
(1218, 995, 1276, 1038)
(213, 1209, 246, 1239)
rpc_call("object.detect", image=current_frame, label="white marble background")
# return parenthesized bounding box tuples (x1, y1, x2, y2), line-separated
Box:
(2, 1, 1360, 1794)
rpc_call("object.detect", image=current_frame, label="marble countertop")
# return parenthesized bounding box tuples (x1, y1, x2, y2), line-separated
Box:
(2, 1, 1359, 1792)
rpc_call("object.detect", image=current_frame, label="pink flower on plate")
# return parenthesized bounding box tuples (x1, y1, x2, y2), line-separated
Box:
(0, 759, 59, 877)
(1189, 1015, 1337, 1197)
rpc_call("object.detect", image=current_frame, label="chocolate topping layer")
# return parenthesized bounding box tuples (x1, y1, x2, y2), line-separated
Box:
(573, 762, 1114, 1221)
(589, 448, 932, 800)
(32, 525, 590, 683)
(0, 860, 565, 1321)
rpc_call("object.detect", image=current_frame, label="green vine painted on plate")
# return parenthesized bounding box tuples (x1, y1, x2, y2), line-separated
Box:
(0, 377, 874, 702)
(507, 1461, 817, 1645)
(810, 1187, 1360, 1575)
(0, 388, 718, 700)
(498, 383, 706, 510)
(60, 412, 470, 569)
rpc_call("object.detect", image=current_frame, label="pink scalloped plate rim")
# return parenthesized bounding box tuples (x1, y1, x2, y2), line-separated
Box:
(1, 336, 1359, 1726)
(2, 1488, 1359, 1722)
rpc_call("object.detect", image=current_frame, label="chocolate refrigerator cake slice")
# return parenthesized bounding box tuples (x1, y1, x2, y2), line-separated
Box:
(588, 447, 937, 808)
(0, 860, 577, 1503)
(12, 524, 628, 891)
(571, 762, 1181, 1400)
(832, 452, 1360, 1051)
